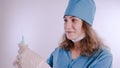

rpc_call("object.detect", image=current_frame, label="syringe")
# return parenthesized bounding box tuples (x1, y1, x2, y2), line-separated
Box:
(20, 35, 26, 46)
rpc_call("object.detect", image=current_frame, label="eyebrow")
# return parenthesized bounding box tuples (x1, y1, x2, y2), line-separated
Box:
(64, 16, 76, 19)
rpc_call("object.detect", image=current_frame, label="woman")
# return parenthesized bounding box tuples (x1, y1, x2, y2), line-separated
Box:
(47, 16, 112, 68)
(47, 0, 112, 67)
(14, 0, 112, 68)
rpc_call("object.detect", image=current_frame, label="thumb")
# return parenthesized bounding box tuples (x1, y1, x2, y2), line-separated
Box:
(18, 43, 28, 51)
(18, 43, 29, 53)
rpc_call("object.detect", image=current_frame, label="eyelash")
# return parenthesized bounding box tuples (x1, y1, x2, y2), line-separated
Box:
(64, 19, 67, 22)
(64, 19, 77, 22)
(71, 19, 76, 22)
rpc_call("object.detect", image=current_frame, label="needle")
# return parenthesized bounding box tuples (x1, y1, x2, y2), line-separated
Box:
(21, 35, 24, 44)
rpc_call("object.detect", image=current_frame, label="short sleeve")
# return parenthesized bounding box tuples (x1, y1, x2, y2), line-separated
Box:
(46, 48, 59, 67)
(46, 52, 54, 67)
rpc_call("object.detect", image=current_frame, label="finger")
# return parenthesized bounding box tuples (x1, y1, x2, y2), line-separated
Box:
(17, 55, 22, 60)
(18, 43, 25, 49)
(13, 58, 17, 66)
(14, 55, 21, 64)
(18, 48, 24, 54)
(14, 55, 22, 68)
(13, 55, 19, 65)
(18, 43, 28, 47)
(18, 44, 28, 51)
(13, 57, 20, 67)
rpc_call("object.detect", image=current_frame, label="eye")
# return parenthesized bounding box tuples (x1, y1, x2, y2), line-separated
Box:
(71, 18, 77, 23)
(64, 19, 67, 22)
(72, 19, 75, 22)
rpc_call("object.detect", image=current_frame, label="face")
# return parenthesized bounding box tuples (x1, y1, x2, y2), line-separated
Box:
(64, 16, 84, 40)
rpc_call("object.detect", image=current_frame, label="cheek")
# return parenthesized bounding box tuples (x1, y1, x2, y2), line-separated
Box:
(75, 26, 83, 35)
(76, 30, 82, 37)
(64, 24, 68, 30)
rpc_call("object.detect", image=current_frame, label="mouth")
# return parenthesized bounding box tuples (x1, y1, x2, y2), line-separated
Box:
(66, 31, 74, 34)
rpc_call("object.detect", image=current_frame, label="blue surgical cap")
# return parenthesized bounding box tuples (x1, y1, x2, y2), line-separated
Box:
(64, 0, 96, 25)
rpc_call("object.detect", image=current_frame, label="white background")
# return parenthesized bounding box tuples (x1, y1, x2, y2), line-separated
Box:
(0, 0, 120, 68)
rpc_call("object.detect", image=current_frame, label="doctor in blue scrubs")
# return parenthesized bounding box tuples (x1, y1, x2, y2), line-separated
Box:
(14, 0, 113, 68)
(47, 0, 113, 68)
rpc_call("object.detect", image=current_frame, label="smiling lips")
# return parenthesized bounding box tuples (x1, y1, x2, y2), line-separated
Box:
(66, 31, 74, 34)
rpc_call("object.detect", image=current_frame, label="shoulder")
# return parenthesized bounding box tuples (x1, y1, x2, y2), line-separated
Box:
(89, 47, 113, 68)
(51, 47, 66, 55)
(93, 47, 112, 58)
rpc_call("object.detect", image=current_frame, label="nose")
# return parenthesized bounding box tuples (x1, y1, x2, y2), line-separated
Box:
(64, 21, 72, 30)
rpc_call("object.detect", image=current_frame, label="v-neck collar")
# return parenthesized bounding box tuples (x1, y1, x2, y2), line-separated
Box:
(68, 50, 81, 61)
(66, 50, 87, 62)
(66, 50, 88, 68)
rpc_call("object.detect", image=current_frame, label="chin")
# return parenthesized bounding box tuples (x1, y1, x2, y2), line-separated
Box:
(67, 36, 75, 40)
(66, 34, 76, 40)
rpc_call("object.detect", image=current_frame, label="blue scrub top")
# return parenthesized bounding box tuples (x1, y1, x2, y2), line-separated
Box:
(47, 47, 112, 68)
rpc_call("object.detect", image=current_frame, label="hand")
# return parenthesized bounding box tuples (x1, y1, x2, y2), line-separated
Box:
(13, 43, 50, 68)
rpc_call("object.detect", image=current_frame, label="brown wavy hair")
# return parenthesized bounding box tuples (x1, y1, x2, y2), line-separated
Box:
(60, 21, 107, 56)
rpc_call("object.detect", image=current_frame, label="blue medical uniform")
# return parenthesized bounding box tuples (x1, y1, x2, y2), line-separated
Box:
(47, 47, 112, 68)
